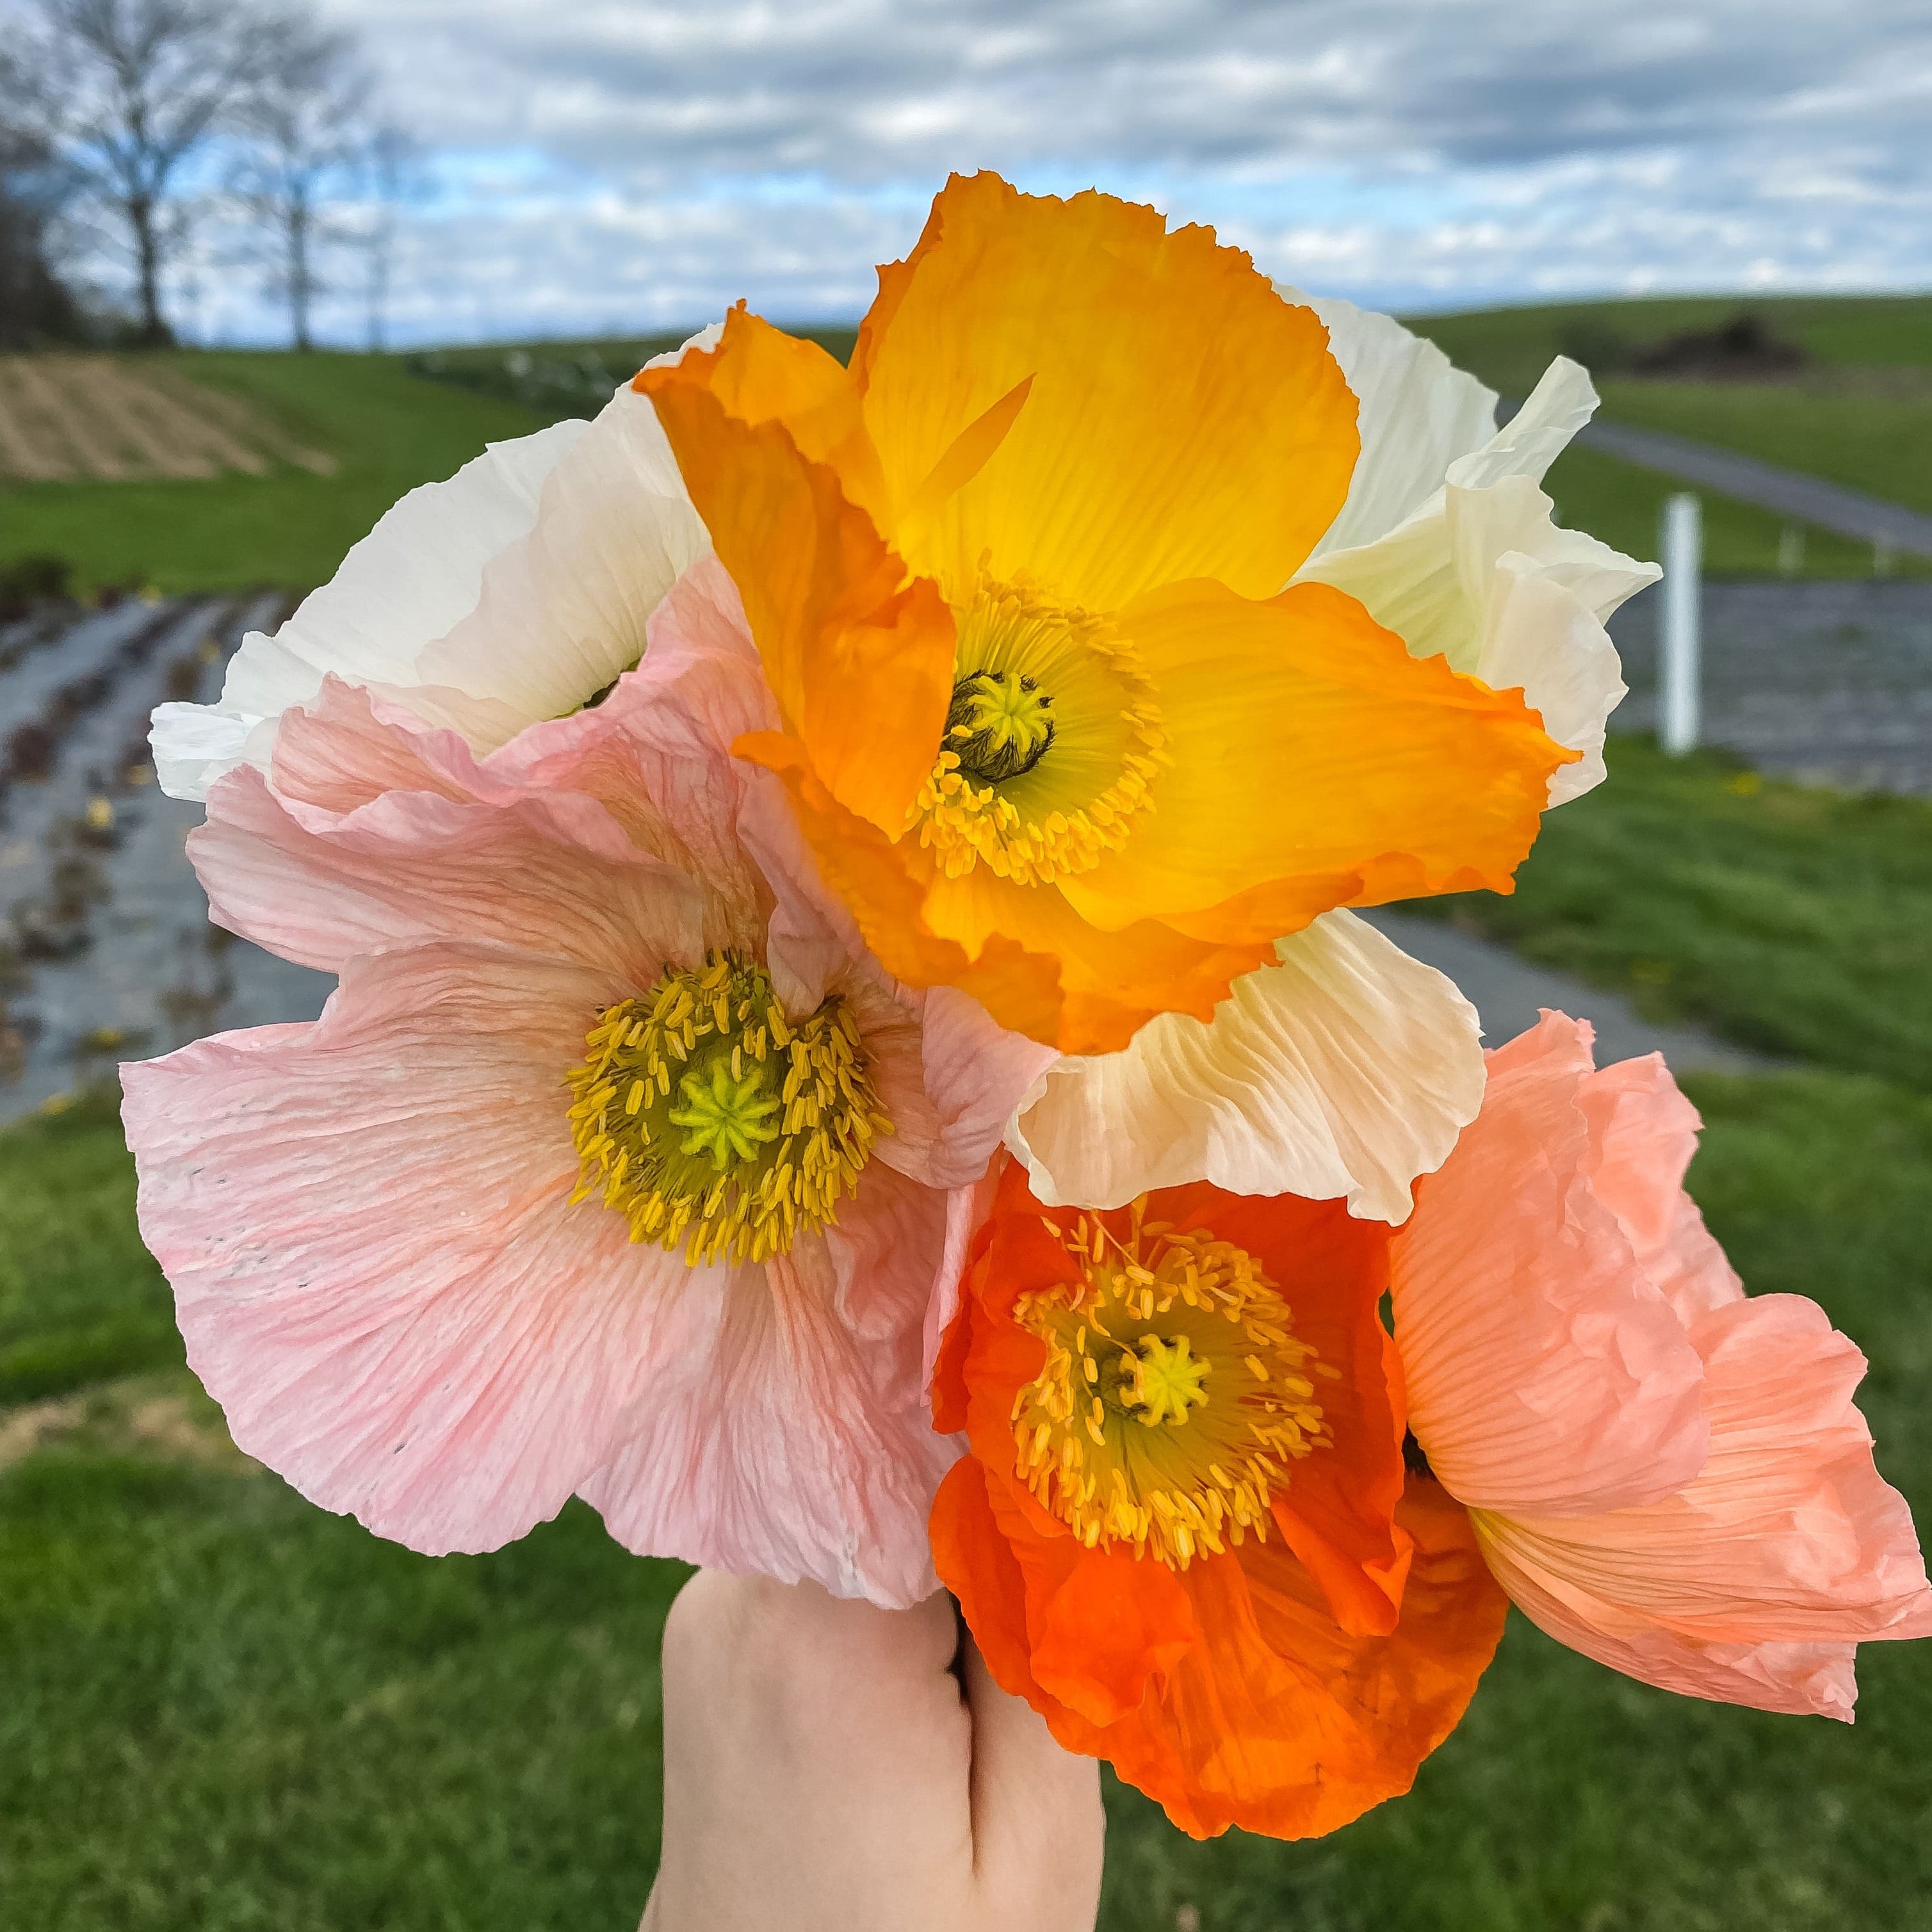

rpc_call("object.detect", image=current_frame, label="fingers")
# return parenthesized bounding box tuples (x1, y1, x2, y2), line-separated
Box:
(963, 1634, 1105, 1929)
(647, 1571, 972, 1932)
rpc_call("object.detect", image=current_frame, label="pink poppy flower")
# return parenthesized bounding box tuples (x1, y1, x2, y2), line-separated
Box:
(1393, 1012, 1931, 1717)
(121, 558, 1056, 1608)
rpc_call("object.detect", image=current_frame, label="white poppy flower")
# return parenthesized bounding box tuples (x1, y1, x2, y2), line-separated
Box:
(150, 329, 720, 801)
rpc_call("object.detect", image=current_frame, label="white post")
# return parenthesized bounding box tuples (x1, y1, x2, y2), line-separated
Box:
(1659, 492, 1702, 756)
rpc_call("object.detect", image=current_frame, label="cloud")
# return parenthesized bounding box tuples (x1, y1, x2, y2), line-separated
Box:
(199, 0, 1932, 340)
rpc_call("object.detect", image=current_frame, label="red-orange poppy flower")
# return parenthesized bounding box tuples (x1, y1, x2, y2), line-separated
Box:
(636, 171, 1573, 1055)
(929, 1158, 1507, 1839)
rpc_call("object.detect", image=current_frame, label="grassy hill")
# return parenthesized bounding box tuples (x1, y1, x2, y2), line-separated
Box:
(1408, 293, 1932, 534)
(0, 352, 550, 595)
(2, 292, 1927, 597)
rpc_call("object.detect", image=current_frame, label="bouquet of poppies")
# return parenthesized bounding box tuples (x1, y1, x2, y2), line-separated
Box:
(124, 173, 1929, 1841)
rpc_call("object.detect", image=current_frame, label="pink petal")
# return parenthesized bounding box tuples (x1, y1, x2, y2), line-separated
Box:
(580, 1162, 961, 1607)
(121, 943, 713, 1556)
(620, 556, 863, 1014)
(1575, 1052, 1744, 1322)
(868, 982, 1059, 1194)
(1393, 1012, 1709, 1516)
(193, 758, 706, 982)
(1475, 1292, 1931, 1716)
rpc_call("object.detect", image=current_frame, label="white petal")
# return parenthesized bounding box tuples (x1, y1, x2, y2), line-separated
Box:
(412, 383, 710, 734)
(1288, 288, 1498, 563)
(154, 418, 585, 800)
(152, 324, 727, 804)
(1297, 356, 1659, 806)
(1004, 909, 1484, 1226)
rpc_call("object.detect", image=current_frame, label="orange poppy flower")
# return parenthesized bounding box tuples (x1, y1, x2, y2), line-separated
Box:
(637, 172, 1574, 1054)
(929, 1157, 1507, 1839)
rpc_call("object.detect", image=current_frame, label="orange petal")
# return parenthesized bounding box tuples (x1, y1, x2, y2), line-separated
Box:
(930, 1457, 1044, 1701)
(1060, 578, 1578, 941)
(854, 171, 1361, 608)
(637, 317, 952, 831)
(1169, 1186, 1413, 1637)
(920, 863, 1273, 1053)
(738, 729, 1265, 1052)
(1032, 1545, 1201, 1727)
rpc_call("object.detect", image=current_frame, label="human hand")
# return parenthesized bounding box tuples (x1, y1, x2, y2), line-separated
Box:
(640, 1569, 1105, 1931)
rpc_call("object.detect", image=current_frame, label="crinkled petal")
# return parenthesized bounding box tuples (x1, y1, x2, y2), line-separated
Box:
(120, 943, 702, 1555)
(852, 171, 1361, 608)
(412, 384, 709, 733)
(1476, 1293, 1932, 1717)
(1006, 910, 1484, 1226)
(580, 1160, 961, 1607)
(1058, 580, 1573, 934)
(936, 1465, 1507, 1842)
(153, 332, 722, 802)
(636, 311, 955, 832)
(1575, 1052, 1745, 1322)
(1292, 290, 1498, 564)
(1393, 1012, 1710, 1515)
(153, 418, 586, 800)
(191, 729, 708, 982)
(1297, 359, 1659, 806)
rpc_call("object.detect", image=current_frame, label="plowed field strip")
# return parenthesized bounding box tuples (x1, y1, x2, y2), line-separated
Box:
(0, 357, 333, 483)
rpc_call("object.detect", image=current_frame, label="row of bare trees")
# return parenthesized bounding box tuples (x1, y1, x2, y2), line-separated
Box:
(1, 0, 410, 351)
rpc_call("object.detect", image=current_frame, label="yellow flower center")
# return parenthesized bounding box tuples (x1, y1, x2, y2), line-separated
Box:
(911, 577, 1167, 887)
(1010, 1202, 1332, 1570)
(565, 950, 893, 1267)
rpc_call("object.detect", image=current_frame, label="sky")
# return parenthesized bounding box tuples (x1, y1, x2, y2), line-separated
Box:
(154, 0, 1932, 345)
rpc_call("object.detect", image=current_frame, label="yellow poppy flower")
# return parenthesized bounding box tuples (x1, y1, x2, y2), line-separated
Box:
(637, 171, 1573, 1055)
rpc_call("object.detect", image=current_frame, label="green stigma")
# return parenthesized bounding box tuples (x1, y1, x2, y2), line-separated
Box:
(668, 1060, 783, 1170)
(946, 667, 1055, 783)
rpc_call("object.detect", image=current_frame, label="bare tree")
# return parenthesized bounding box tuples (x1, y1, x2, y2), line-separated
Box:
(227, 8, 369, 352)
(23, 0, 265, 345)
(0, 52, 89, 345)
(359, 123, 421, 353)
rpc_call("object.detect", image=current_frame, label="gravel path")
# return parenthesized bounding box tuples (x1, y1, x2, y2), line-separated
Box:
(1360, 911, 1771, 1075)
(1609, 578, 1932, 793)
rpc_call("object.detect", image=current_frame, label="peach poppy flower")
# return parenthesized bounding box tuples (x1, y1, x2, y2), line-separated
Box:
(122, 559, 1054, 1607)
(635, 170, 1653, 1225)
(1396, 1013, 1932, 1717)
(929, 1158, 1511, 1840)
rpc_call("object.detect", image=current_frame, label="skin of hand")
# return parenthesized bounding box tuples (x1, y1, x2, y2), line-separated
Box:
(640, 1569, 1105, 1932)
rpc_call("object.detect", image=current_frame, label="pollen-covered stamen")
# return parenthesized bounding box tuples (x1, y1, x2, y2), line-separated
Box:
(948, 668, 1056, 782)
(565, 950, 893, 1267)
(911, 576, 1167, 888)
(1010, 1201, 1334, 1570)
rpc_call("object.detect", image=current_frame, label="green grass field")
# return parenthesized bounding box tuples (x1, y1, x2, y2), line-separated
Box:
(1407, 293, 1932, 552)
(3, 287, 1926, 600)
(0, 352, 550, 595)
(1406, 293, 1932, 394)
(5, 738, 1931, 1931)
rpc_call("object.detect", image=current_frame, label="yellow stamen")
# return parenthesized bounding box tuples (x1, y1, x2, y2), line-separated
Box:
(1008, 1203, 1329, 1570)
(564, 949, 893, 1267)
(909, 575, 1167, 888)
